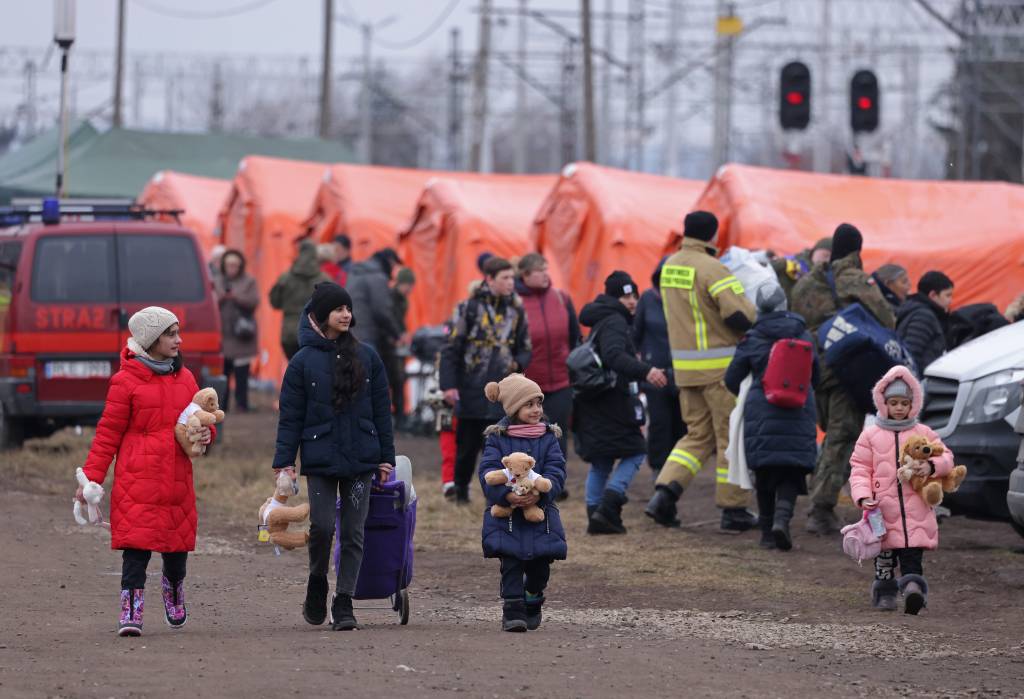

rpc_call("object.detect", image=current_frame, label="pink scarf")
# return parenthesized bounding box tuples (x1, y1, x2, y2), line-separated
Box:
(507, 423, 547, 438)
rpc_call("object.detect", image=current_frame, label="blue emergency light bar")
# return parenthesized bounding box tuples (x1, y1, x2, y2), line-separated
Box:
(0, 197, 183, 227)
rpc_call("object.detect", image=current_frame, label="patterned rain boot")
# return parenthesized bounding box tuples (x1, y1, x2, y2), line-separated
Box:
(161, 576, 188, 629)
(118, 588, 145, 637)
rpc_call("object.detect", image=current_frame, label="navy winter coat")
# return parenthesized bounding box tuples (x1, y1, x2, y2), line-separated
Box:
(723, 311, 819, 471)
(273, 303, 396, 478)
(896, 293, 948, 375)
(479, 419, 567, 561)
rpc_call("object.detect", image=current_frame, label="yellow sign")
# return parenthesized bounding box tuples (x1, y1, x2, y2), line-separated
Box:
(716, 16, 743, 36)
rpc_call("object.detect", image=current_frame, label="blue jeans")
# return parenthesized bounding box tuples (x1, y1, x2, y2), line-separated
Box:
(586, 454, 645, 506)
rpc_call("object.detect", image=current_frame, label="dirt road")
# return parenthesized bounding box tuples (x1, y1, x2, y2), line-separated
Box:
(2, 410, 1023, 698)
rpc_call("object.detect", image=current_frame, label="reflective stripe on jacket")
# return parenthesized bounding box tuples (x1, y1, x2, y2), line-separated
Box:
(661, 238, 755, 387)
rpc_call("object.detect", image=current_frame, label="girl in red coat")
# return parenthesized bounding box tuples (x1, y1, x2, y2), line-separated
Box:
(76, 307, 214, 637)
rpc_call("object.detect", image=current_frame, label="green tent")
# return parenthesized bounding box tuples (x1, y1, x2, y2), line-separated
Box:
(0, 122, 354, 203)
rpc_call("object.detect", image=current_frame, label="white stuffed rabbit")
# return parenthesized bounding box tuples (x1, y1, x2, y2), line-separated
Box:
(73, 467, 108, 528)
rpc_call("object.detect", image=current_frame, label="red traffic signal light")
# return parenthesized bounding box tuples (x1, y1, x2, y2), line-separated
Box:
(786, 91, 805, 106)
(779, 61, 811, 130)
(850, 69, 879, 133)
(857, 96, 872, 110)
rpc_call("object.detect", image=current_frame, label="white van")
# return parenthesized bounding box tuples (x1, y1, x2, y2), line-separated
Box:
(921, 322, 1024, 537)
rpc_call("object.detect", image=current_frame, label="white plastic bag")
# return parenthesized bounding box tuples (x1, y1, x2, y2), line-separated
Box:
(720, 246, 781, 307)
(725, 376, 754, 491)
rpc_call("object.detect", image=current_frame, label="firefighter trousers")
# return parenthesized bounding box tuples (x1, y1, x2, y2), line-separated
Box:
(654, 380, 750, 509)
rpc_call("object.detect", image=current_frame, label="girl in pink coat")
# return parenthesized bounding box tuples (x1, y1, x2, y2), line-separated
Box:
(848, 365, 954, 614)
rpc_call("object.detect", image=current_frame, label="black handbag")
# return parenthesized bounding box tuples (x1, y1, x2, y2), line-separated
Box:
(567, 319, 616, 395)
(233, 313, 257, 341)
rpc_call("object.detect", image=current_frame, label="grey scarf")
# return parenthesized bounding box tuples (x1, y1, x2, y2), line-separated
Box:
(875, 416, 918, 432)
(135, 355, 174, 375)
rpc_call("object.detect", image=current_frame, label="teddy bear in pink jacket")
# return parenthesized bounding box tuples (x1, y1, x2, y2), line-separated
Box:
(848, 365, 955, 615)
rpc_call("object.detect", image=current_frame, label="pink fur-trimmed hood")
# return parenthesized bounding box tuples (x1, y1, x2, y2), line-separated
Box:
(872, 365, 924, 419)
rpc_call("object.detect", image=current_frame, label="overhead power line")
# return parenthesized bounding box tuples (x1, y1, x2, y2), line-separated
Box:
(338, 0, 462, 50)
(132, 0, 281, 20)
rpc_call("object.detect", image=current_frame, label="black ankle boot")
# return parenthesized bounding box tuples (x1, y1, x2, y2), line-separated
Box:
(644, 483, 683, 527)
(590, 490, 628, 535)
(302, 575, 328, 625)
(330, 593, 358, 630)
(502, 600, 528, 632)
(772, 499, 794, 551)
(524, 594, 545, 630)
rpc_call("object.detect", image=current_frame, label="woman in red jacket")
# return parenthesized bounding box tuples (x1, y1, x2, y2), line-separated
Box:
(76, 307, 213, 637)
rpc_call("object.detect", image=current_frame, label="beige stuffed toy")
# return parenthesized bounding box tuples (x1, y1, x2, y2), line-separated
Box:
(897, 434, 968, 508)
(258, 471, 310, 550)
(175, 387, 225, 457)
(484, 452, 552, 523)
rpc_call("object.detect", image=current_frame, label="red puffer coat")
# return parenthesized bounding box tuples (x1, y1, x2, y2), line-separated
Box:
(83, 347, 213, 552)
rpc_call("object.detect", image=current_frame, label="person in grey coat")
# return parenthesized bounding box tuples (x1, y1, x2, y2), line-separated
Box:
(214, 249, 259, 411)
(345, 248, 403, 352)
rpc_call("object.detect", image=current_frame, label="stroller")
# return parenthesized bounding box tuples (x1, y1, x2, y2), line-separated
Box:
(333, 455, 417, 625)
(405, 324, 452, 436)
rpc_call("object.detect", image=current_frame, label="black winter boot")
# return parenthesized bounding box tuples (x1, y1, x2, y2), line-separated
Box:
(524, 594, 545, 630)
(720, 508, 759, 534)
(589, 490, 628, 535)
(758, 529, 777, 549)
(502, 600, 528, 632)
(898, 575, 929, 615)
(772, 499, 795, 551)
(302, 575, 328, 625)
(330, 593, 359, 630)
(644, 483, 683, 528)
(871, 579, 898, 612)
(586, 505, 600, 534)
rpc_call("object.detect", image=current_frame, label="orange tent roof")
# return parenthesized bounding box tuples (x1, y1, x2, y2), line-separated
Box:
(687, 164, 1024, 311)
(217, 156, 331, 382)
(137, 170, 231, 256)
(399, 174, 557, 328)
(532, 162, 705, 309)
(305, 164, 451, 261)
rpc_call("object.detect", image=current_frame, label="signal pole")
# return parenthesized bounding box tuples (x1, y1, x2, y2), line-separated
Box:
(469, 0, 493, 172)
(581, 0, 596, 163)
(448, 27, 463, 170)
(514, 0, 528, 172)
(663, 0, 682, 176)
(318, 0, 333, 139)
(711, 1, 738, 169)
(113, 0, 126, 128)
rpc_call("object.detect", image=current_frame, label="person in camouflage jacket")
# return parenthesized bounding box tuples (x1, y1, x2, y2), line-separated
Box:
(439, 257, 532, 502)
(791, 223, 896, 535)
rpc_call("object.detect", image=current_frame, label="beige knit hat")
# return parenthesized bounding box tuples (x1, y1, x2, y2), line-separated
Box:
(127, 306, 179, 355)
(484, 374, 543, 418)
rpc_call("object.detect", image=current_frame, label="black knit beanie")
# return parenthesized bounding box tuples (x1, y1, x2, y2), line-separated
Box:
(605, 270, 638, 298)
(311, 282, 353, 323)
(830, 223, 863, 263)
(684, 211, 719, 242)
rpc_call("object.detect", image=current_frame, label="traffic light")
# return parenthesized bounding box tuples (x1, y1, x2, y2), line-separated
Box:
(850, 69, 880, 133)
(779, 61, 811, 131)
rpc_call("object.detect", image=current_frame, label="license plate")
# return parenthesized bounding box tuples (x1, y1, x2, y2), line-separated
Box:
(44, 361, 111, 380)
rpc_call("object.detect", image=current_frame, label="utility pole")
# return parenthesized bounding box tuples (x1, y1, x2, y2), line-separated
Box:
(448, 27, 463, 170)
(113, 0, 126, 128)
(560, 38, 579, 166)
(318, 0, 333, 139)
(581, 0, 597, 162)
(360, 22, 373, 164)
(711, 0, 738, 169)
(209, 62, 224, 132)
(813, 0, 831, 173)
(663, 0, 682, 176)
(54, 0, 75, 198)
(469, 0, 492, 172)
(514, 0, 528, 172)
(626, 0, 645, 170)
(600, 0, 613, 164)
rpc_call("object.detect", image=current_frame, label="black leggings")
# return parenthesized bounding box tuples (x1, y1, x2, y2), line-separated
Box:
(875, 548, 924, 580)
(755, 473, 802, 534)
(223, 358, 251, 411)
(121, 549, 187, 590)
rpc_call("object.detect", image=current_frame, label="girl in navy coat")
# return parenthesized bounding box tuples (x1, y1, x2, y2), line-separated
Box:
(724, 285, 819, 551)
(479, 374, 567, 632)
(273, 283, 395, 631)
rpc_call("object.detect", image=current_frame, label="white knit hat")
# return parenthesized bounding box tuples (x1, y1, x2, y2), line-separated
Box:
(128, 306, 179, 354)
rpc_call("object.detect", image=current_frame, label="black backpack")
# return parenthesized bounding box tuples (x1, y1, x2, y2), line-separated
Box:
(567, 318, 616, 395)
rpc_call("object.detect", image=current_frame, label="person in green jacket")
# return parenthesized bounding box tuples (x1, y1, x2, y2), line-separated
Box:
(269, 238, 330, 360)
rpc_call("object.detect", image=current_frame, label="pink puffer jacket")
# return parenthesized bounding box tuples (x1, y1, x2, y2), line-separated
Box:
(848, 366, 954, 551)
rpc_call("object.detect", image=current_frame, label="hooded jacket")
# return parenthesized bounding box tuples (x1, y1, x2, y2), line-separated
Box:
(269, 240, 330, 350)
(896, 293, 948, 374)
(83, 347, 214, 552)
(346, 254, 402, 350)
(848, 366, 955, 551)
(478, 418, 567, 561)
(272, 303, 395, 478)
(515, 278, 580, 394)
(572, 295, 652, 461)
(724, 311, 819, 470)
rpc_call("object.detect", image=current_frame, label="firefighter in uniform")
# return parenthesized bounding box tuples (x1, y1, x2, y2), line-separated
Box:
(644, 211, 759, 532)
(791, 223, 896, 535)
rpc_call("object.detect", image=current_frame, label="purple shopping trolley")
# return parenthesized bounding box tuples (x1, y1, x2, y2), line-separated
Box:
(334, 473, 416, 625)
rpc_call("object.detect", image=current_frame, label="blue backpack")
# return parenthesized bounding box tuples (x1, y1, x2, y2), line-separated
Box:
(817, 272, 916, 412)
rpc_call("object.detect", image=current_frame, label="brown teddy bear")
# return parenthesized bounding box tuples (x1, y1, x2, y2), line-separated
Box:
(897, 434, 968, 507)
(484, 452, 553, 523)
(258, 470, 310, 550)
(174, 387, 225, 457)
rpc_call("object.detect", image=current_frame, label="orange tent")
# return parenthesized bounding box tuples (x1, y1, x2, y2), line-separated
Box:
(137, 171, 231, 256)
(685, 164, 1024, 311)
(399, 174, 557, 328)
(217, 156, 331, 382)
(532, 162, 705, 309)
(305, 164, 450, 261)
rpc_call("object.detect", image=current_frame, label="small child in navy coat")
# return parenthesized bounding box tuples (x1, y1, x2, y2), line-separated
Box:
(479, 374, 567, 632)
(724, 285, 819, 552)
